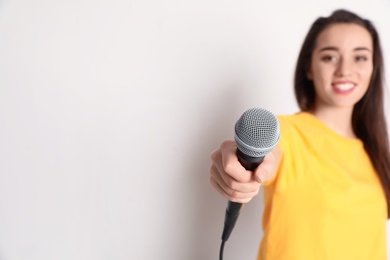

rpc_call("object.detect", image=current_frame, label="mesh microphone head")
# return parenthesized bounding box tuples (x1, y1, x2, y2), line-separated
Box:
(234, 108, 280, 158)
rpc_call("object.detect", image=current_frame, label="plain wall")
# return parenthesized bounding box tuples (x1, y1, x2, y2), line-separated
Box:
(0, 0, 390, 259)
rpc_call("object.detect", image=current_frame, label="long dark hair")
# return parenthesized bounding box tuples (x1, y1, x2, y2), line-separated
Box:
(294, 9, 390, 217)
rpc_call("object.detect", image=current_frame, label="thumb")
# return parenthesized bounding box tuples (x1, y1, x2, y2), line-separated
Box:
(254, 147, 280, 183)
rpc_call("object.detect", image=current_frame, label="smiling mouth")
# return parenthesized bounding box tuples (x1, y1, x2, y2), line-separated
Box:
(333, 83, 355, 91)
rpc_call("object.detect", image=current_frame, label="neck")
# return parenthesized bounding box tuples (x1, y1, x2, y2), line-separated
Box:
(309, 106, 356, 139)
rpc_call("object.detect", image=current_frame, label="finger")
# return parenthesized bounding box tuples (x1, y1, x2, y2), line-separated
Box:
(254, 146, 281, 183)
(219, 141, 252, 183)
(210, 175, 257, 203)
(210, 163, 259, 193)
(211, 141, 256, 188)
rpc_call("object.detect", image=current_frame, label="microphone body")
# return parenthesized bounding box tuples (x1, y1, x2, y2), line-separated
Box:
(221, 108, 280, 242)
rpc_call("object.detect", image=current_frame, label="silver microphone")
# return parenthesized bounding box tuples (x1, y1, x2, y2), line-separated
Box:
(221, 107, 280, 241)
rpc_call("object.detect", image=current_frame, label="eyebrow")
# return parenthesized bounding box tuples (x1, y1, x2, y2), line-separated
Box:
(319, 46, 372, 52)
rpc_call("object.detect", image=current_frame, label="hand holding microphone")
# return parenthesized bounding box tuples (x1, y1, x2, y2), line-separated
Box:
(210, 140, 278, 202)
(209, 108, 280, 259)
(210, 108, 280, 204)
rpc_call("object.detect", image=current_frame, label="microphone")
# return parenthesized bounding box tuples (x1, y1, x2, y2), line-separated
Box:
(221, 107, 280, 242)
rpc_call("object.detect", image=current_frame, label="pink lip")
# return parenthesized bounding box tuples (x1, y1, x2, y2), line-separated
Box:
(331, 80, 356, 85)
(331, 81, 356, 95)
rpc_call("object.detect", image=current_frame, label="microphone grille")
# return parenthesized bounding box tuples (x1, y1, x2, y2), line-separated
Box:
(234, 108, 280, 158)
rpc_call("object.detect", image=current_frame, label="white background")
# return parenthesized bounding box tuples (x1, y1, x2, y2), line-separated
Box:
(0, 0, 390, 259)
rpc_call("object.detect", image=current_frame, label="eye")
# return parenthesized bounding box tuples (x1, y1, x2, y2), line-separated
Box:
(321, 55, 338, 63)
(355, 55, 368, 62)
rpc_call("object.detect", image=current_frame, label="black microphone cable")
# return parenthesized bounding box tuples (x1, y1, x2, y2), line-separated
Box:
(219, 154, 261, 260)
(218, 108, 280, 260)
(219, 239, 225, 260)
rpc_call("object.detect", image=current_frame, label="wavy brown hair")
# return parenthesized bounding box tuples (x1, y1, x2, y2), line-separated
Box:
(294, 9, 390, 217)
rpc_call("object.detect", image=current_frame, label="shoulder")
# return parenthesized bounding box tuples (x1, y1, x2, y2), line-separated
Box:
(277, 111, 313, 125)
(275, 112, 318, 151)
(276, 112, 320, 134)
(277, 112, 307, 134)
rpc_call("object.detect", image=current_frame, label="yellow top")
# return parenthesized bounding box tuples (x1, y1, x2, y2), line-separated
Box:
(258, 112, 387, 260)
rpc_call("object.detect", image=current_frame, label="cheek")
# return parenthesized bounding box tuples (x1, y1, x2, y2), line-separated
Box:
(366, 67, 374, 79)
(360, 68, 374, 85)
(358, 70, 373, 97)
(358, 63, 374, 78)
(312, 66, 332, 86)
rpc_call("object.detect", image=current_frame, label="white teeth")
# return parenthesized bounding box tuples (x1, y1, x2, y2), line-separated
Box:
(334, 83, 354, 90)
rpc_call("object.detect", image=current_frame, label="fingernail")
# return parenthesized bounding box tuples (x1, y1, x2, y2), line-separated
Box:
(257, 171, 264, 183)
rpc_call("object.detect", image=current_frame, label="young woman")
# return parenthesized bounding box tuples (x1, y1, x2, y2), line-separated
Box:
(210, 9, 390, 259)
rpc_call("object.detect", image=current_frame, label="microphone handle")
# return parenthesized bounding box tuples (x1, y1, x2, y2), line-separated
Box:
(221, 149, 264, 241)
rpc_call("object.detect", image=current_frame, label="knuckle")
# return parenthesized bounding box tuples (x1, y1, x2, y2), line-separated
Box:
(229, 189, 239, 199)
(209, 165, 217, 176)
(226, 178, 239, 191)
(224, 160, 235, 174)
(210, 150, 218, 162)
(221, 140, 232, 149)
(234, 172, 248, 183)
(225, 177, 233, 187)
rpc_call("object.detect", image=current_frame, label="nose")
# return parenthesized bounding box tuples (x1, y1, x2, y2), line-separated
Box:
(335, 58, 352, 77)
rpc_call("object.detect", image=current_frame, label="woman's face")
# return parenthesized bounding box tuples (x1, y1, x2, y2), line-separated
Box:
(307, 23, 374, 111)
